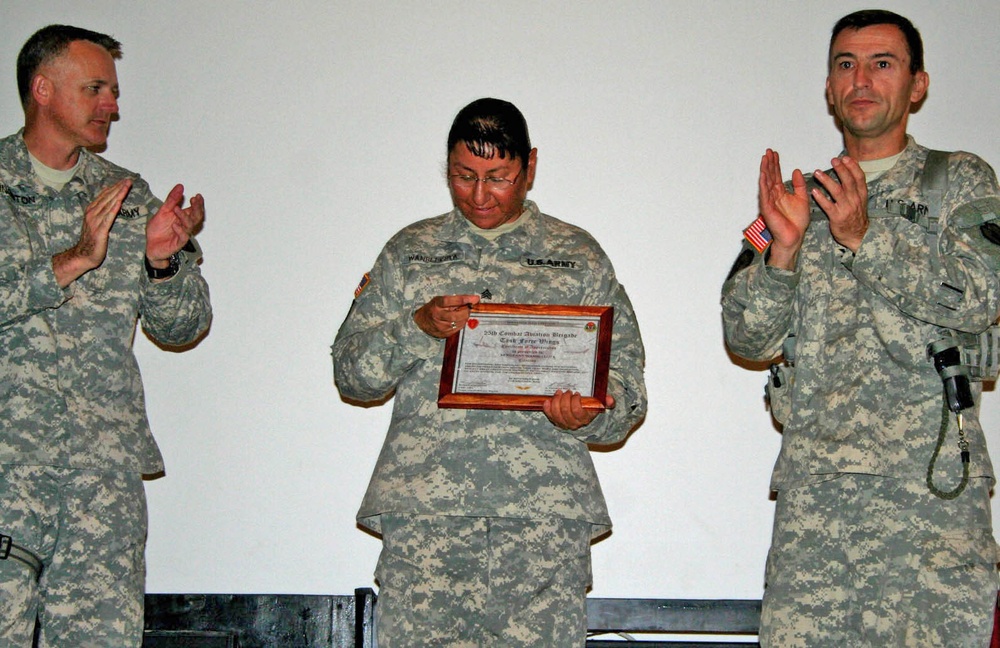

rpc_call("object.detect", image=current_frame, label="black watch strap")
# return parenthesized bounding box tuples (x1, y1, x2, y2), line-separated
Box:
(145, 253, 180, 279)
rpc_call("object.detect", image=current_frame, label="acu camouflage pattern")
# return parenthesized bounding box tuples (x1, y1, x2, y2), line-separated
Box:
(0, 465, 148, 647)
(761, 474, 997, 648)
(722, 138, 1000, 490)
(332, 200, 647, 538)
(374, 514, 591, 647)
(0, 131, 212, 474)
(722, 138, 1000, 646)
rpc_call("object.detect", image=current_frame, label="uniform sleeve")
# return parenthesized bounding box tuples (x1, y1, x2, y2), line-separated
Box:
(720, 242, 799, 362)
(0, 199, 70, 330)
(850, 154, 1000, 334)
(572, 280, 647, 446)
(139, 257, 212, 346)
(331, 241, 441, 403)
(134, 176, 212, 346)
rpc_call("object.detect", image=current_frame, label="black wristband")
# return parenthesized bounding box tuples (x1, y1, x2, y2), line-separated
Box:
(145, 253, 180, 279)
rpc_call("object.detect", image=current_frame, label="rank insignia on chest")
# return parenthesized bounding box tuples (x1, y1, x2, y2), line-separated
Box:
(743, 216, 772, 253)
(354, 272, 371, 299)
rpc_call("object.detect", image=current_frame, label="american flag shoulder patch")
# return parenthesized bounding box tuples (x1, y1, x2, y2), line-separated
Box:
(743, 216, 772, 253)
(354, 273, 371, 299)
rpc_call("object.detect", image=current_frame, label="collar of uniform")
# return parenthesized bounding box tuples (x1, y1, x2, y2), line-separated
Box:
(435, 199, 544, 245)
(2, 129, 101, 197)
(0, 130, 38, 193)
(863, 135, 924, 197)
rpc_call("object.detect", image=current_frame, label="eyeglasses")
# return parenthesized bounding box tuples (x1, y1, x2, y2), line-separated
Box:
(448, 167, 522, 191)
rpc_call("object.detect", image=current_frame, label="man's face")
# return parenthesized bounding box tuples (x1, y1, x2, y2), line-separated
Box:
(825, 24, 928, 151)
(447, 142, 536, 230)
(37, 40, 120, 151)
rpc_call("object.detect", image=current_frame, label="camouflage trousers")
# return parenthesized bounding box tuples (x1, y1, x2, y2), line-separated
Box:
(761, 473, 999, 648)
(373, 514, 593, 648)
(0, 465, 147, 647)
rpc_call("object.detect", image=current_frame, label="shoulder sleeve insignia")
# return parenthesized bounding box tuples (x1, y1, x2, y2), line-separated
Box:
(354, 272, 371, 299)
(981, 222, 1000, 246)
(743, 216, 772, 253)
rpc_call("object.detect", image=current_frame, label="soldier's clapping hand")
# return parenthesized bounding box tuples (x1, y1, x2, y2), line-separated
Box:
(52, 178, 132, 287)
(145, 184, 204, 267)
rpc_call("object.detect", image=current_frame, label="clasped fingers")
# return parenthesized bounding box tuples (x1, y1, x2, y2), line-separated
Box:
(413, 294, 480, 338)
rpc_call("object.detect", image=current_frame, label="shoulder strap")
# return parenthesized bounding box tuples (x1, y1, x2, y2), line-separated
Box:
(921, 150, 951, 275)
(922, 150, 950, 226)
(922, 150, 951, 195)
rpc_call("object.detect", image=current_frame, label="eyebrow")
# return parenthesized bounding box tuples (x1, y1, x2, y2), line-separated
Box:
(832, 51, 900, 62)
(451, 161, 514, 175)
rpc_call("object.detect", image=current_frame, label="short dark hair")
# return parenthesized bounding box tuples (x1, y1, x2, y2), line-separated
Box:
(17, 24, 122, 109)
(830, 10, 923, 75)
(447, 98, 531, 167)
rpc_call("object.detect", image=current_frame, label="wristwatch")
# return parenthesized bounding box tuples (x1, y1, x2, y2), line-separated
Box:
(145, 253, 181, 280)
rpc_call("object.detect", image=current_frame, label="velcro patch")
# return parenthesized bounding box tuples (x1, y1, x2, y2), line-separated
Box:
(354, 273, 371, 299)
(743, 216, 772, 253)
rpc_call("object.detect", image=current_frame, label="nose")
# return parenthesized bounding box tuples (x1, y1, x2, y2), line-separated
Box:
(472, 179, 490, 205)
(852, 65, 871, 89)
(101, 90, 119, 114)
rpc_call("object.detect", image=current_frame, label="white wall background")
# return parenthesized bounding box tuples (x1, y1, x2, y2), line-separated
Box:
(2, 1, 999, 599)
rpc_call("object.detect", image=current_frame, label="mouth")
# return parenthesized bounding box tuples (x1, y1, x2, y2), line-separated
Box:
(462, 206, 502, 226)
(467, 204, 497, 216)
(846, 93, 877, 109)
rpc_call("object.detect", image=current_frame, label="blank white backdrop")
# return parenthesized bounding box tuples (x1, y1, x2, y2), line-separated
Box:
(2, 1, 998, 598)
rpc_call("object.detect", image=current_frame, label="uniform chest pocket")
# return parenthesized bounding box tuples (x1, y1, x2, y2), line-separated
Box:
(79, 218, 145, 295)
(400, 248, 474, 302)
(2, 199, 57, 261)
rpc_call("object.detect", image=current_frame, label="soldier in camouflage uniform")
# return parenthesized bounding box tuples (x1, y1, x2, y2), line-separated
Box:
(722, 10, 1000, 647)
(333, 98, 646, 647)
(0, 25, 212, 646)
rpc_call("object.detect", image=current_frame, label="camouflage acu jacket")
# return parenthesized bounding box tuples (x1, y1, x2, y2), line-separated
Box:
(0, 132, 212, 473)
(333, 201, 646, 538)
(722, 138, 1000, 489)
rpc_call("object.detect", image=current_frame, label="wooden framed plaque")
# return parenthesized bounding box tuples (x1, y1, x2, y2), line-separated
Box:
(438, 303, 613, 411)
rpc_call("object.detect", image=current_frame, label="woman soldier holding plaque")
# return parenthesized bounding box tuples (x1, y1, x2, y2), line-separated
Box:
(332, 97, 646, 648)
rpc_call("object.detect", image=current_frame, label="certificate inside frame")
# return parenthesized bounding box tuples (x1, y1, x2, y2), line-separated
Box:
(438, 303, 613, 411)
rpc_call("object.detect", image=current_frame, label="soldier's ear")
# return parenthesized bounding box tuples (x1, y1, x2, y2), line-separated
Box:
(910, 70, 929, 105)
(31, 74, 52, 107)
(525, 148, 538, 191)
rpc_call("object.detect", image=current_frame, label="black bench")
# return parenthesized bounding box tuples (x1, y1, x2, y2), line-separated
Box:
(586, 597, 761, 646)
(141, 590, 759, 647)
(142, 588, 376, 648)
